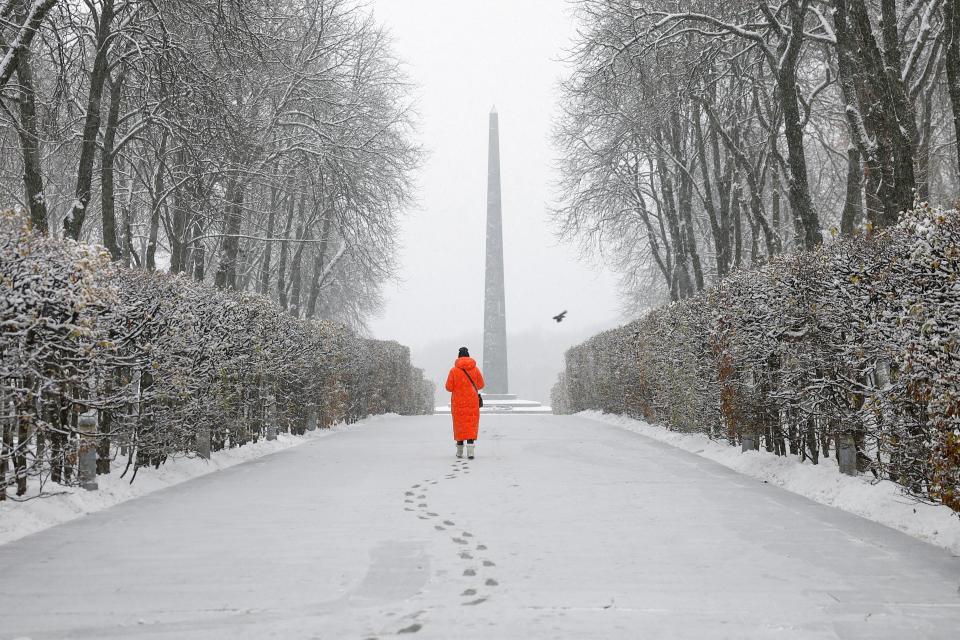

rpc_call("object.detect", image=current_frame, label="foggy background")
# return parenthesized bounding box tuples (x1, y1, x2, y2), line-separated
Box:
(367, 0, 623, 405)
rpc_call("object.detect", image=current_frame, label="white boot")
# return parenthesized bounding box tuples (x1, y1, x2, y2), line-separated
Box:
(466, 443, 475, 459)
(456, 443, 464, 458)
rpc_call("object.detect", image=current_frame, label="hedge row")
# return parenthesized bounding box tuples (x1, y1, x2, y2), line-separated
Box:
(0, 211, 433, 498)
(553, 205, 960, 512)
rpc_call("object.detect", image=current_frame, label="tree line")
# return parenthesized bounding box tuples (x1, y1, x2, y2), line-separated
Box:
(553, 205, 960, 513)
(555, 0, 960, 306)
(0, 0, 419, 326)
(0, 210, 434, 500)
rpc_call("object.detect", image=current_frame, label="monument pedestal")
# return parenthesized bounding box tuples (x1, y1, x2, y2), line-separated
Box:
(435, 394, 552, 415)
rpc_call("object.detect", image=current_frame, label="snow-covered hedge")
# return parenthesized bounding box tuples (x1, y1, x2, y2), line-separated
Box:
(554, 205, 960, 513)
(0, 211, 433, 499)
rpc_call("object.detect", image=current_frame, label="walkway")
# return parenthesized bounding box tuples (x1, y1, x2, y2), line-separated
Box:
(1, 414, 958, 638)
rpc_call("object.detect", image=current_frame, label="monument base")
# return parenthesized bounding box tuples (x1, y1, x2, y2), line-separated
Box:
(435, 393, 552, 415)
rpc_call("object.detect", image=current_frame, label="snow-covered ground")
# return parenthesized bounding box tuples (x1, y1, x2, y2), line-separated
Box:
(1, 414, 958, 639)
(0, 417, 395, 547)
(579, 410, 960, 556)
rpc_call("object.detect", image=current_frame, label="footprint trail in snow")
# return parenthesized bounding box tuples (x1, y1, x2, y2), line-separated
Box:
(393, 456, 502, 634)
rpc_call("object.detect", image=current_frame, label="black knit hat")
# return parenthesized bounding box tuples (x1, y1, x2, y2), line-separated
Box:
(458, 346, 470, 358)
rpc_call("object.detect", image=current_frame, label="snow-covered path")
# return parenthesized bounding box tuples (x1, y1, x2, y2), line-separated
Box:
(1, 415, 958, 639)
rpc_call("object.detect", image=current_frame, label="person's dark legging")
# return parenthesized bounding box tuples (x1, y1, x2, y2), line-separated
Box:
(456, 440, 475, 445)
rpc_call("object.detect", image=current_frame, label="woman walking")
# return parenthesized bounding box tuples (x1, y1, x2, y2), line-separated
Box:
(445, 347, 484, 459)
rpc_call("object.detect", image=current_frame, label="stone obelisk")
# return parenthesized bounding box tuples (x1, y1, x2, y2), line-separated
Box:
(483, 108, 509, 395)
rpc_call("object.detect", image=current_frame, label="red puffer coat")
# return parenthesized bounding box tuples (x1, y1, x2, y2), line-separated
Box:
(445, 356, 484, 441)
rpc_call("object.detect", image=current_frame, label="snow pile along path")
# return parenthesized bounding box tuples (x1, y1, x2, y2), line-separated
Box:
(579, 410, 960, 555)
(0, 415, 395, 546)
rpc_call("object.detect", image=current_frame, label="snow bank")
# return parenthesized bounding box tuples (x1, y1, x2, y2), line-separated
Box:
(0, 415, 396, 547)
(579, 411, 960, 555)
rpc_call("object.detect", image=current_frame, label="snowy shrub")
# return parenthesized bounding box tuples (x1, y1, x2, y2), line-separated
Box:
(0, 212, 433, 500)
(554, 206, 960, 513)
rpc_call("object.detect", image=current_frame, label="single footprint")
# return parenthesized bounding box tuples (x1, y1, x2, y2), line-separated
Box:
(463, 568, 476, 576)
(459, 551, 473, 560)
(404, 499, 413, 504)
(452, 537, 468, 545)
(404, 491, 414, 496)
(418, 516, 429, 520)
(411, 484, 421, 488)
(417, 494, 426, 499)
(429, 480, 438, 485)
(443, 520, 455, 526)
(398, 622, 422, 634)
(435, 525, 446, 531)
(485, 578, 499, 587)
(461, 588, 477, 596)
(427, 512, 438, 517)
(482, 560, 495, 567)
(404, 508, 413, 512)
(418, 503, 427, 507)
(476, 544, 487, 551)
(463, 597, 487, 606)
(462, 532, 474, 538)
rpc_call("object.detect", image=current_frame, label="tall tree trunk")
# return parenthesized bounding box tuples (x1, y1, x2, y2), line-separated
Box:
(146, 131, 167, 271)
(695, 106, 728, 279)
(215, 170, 245, 289)
(915, 87, 934, 203)
(97, 398, 111, 476)
(655, 153, 691, 299)
(15, 40, 47, 233)
(100, 65, 125, 259)
(168, 156, 190, 275)
(0, 416, 9, 501)
(777, 0, 822, 250)
(191, 216, 205, 281)
(121, 168, 137, 267)
(276, 190, 299, 310)
(14, 413, 28, 495)
(771, 167, 781, 234)
(945, 0, 960, 179)
(258, 181, 279, 295)
(731, 189, 743, 269)
(169, 185, 189, 274)
(288, 226, 307, 318)
(305, 214, 333, 317)
(702, 102, 779, 256)
(715, 133, 734, 269)
(64, 0, 116, 240)
(835, 0, 918, 227)
(669, 110, 704, 290)
(840, 147, 863, 236)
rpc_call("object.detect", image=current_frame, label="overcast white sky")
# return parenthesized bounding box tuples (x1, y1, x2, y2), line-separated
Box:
(367, 0, 622, 364)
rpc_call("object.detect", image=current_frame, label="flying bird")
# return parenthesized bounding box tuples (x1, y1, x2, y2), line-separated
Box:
(553, 310, 568, 323)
